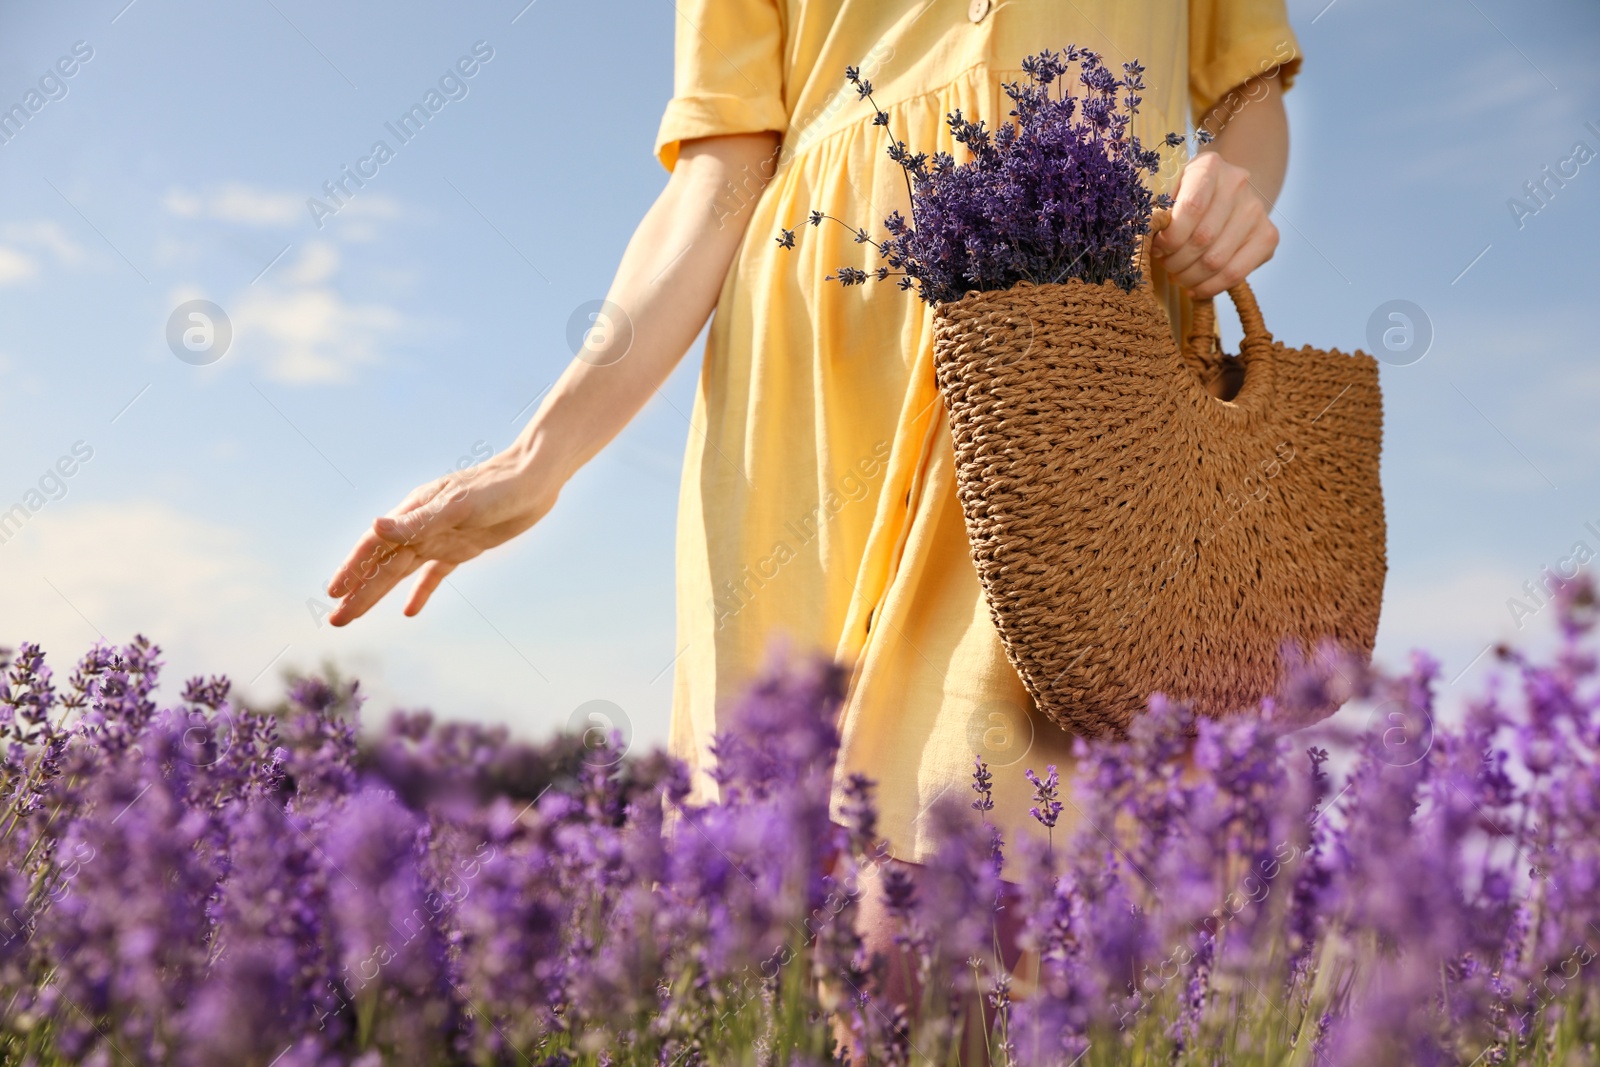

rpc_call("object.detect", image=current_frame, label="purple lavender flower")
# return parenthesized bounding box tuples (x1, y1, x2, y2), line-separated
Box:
(839, 770, 881, 861)
(7, 578, 1600, 1062)
(1025, 764, 1063, 831)
(971, 754, 994, 815)
(179, 802, 337, 1064)
(781, 48, 1182, 303)
(323, 786, 461, 1063)
(33, 724, 220, 1065)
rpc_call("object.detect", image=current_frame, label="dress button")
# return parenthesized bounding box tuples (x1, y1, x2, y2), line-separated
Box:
(968, 0, 990, 22)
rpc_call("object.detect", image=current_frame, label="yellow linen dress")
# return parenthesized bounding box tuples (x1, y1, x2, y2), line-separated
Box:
(657, 0, 1301, 863)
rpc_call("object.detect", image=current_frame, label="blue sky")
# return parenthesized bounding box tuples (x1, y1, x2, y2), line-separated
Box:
(1, 0, 1596, 750)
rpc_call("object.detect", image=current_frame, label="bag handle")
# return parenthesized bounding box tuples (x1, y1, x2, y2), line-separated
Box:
(1136, 206, 1171, 294)
(1142, 207, 1277, 409)
(1141, 207, 1273, 354)
(1186, 281, 1273, 355)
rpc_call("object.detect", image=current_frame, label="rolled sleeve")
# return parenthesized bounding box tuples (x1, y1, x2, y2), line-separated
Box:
(655, 0, 789, 171)
(1188, 0, 1302, 120)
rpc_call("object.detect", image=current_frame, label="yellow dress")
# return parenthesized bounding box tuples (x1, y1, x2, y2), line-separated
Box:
(657, 0, 1301, 862)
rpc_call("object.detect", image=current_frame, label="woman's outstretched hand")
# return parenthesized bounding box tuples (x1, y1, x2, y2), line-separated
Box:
(325, 450, 560, 625)
(1151, 71, 1289, 300)
(322, 130, 781, 627)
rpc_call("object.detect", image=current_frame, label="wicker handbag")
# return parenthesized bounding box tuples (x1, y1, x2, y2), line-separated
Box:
(931, 264, 1386, 737)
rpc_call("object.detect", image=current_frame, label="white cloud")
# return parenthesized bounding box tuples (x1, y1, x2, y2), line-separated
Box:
(0, 499, 422, 716)
(331, 194, 404, 221)
(285, 240, 339, 284)
(1377, 562, 1522, 652)
(0, 246, 38, 285)
(163, 183, 407, 232)
(234, 288, 394, 383)
(0, 499, 589, 736)
(163, 182, 302, 226)
(1370, 559, 1579, 694)
(150, 235, 212, 269)
(162, 188, 205, 218)
(226, 241, 405, 384)
(2, 221, 86, 266)
(0, 499, 284, 680)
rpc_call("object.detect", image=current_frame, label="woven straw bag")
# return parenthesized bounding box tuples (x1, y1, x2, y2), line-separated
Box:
(930, 264, 1386, 737)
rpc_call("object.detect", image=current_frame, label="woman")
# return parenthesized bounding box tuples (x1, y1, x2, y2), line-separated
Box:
(326, 0, 1296, 945)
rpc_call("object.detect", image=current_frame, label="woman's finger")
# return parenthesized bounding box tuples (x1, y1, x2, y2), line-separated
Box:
(1151, 162, 1217, 257)
(403, 560, 457, 617)
(327, 527, 400, 597)
(1190, 223, 1278, 300)
(327, 544, 424, 626)
(327, 487, 439, 596)
(327, 477, 475, 595)
(1169, 195, 1262, 293)
(1159, 174, 1242, 279)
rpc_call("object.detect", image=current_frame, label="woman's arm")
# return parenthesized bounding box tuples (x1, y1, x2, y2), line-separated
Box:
(325, 131, 782, 625)
(1151, 71, 1289, 300)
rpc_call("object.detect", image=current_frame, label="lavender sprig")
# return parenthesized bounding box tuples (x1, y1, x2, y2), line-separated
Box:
(1025, 764, 1063, 830)
(1024, 763, 1064, 863)
(971, 755, 995, 816)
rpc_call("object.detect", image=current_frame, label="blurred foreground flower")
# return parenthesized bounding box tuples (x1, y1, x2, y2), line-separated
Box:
(2, 578, 1600, 1064)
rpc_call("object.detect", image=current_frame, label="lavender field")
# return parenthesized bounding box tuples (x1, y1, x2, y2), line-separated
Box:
(4, 579, 1600, 1066)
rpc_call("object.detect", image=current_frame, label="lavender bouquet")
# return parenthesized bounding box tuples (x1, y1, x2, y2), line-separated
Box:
(778, 48, 1195, 304)
(5, 578, 1600, 1065)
